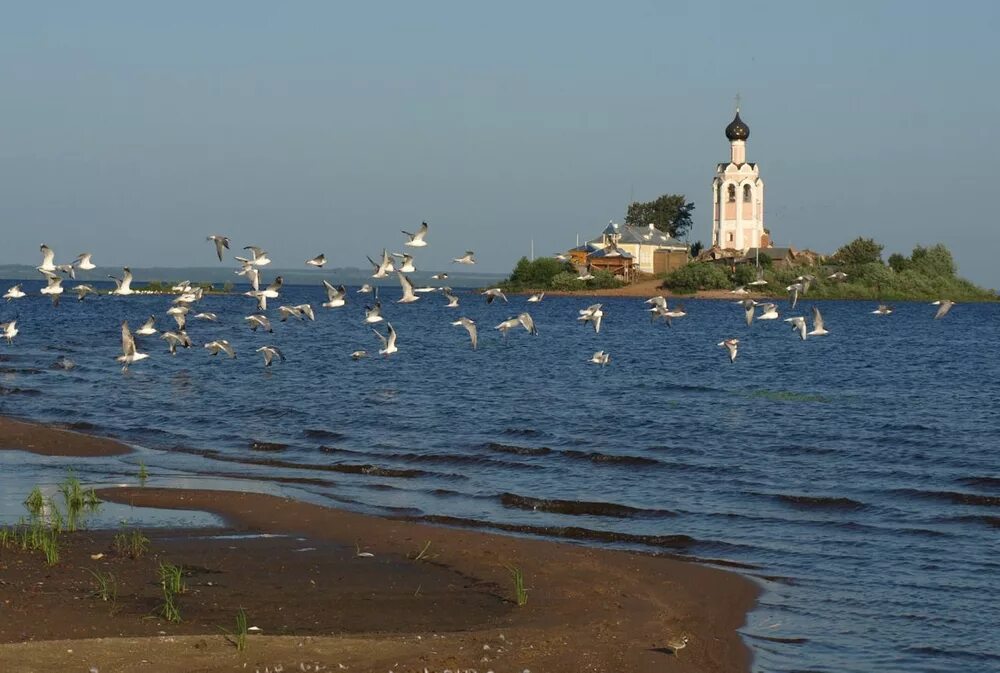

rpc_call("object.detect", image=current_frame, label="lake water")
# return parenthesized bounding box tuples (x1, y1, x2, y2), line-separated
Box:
(0, 279, 997, 673)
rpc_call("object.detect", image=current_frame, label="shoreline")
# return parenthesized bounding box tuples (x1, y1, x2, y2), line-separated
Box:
(0, 415, 760, 672)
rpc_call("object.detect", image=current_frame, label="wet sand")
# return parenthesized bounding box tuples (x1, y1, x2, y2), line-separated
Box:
(0, 417, 759, 672)
(0, 417, 132, 457)
(511, 277, 775, 300)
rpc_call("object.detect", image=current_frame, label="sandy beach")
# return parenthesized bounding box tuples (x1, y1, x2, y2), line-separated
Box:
(509, 277, 774, 301)
(0, 416, 759, 673)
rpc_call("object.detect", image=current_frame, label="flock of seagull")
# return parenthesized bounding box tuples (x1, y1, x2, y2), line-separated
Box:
(0, 227, 958, 372)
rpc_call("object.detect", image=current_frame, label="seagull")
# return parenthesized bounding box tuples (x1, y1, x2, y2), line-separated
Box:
(38, 244, 57, 272)
(245, 314, 273, 333)
(364, 300, 384, 324)
(451, 317, 478, 350)
(204, 339, 236, 358)
(3, 285, 25, 301)
(442, 288, 460, 308)
(452, 251, 476, 265)
(518, 312, 538, 335)
(402, 221, 429, 247)
(785, 315, 807, 340)
(578, 304, 603, 334)
(245, 276, 282, 311)
(40, 272, 64, 307)
(55, 263, 77, 279)
(589, 350, 610, 366)
(786, 283, 802, 309)
(1, 320, 18, 345)
(397, 273, 420, 303)
(351, 350, 367, 360)
(322, 281, 348, 308)
(872, 304, 894, 316)
(135, 315, 158, 336)
(236, 246, 271, 267)
(161, 330, 193, 355)
(495, 317, 523, 340)
(172, 280, 194, 293)
(168, 307, 188, 331)
(207, 235, 230, 262)
(576, 269, 595, 281)
(828, 271, 848, 281)
(932, 299, 954, 320)
(358, 283, 373, 294)
(256, 345, 286, 367)
(663, 304, 687, 322)
(193, 312, 218, 321)
(554, 253, 569, 261)
(747, 278, 768, 287)
(718, 338, 739, 363)
(808, 306, 829, 336)
(731, 286, 749, 295)
(367, 249, 395, 278)
(527, 292, 545, 303)
(373, 323, 398, 356)
(738, 299, 756, 326)
(306, 254, 327, 268)
(391, 253, 416, 273)
(280, 304, 316, 321)
(72, 284, 99, 302)
(757, 303, 779, 320)
(109, 268, 135, 296)
(116, 321, 149, 372)
(482, 288, 508, 304)
(431, 273, 449, 281)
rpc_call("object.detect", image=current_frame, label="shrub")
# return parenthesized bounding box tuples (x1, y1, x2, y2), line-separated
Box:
(662, 262, 730, 293)
(503, 257, 574, 290)
(909, 244, 956, 278)
(834, 237, 884, 265)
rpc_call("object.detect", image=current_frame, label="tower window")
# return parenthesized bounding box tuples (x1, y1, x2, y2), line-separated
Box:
(727, 185, 736, 202)
(743, 184, 752, 202)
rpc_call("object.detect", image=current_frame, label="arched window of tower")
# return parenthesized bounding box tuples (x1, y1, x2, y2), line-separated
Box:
(743, 184, 752, 202)
(727, 184, 736, 202)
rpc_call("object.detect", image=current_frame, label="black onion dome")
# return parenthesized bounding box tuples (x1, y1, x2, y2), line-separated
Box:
(725, 111, 749, 141)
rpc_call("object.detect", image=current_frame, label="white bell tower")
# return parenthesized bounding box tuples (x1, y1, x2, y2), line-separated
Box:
(711, 101, 765, 251)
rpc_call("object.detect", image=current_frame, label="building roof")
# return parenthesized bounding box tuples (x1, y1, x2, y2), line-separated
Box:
(590, 223, 688, 249)
(745, 247, 792, 260)
(725, 110, 750, 141)
(589, 247, 633, 259)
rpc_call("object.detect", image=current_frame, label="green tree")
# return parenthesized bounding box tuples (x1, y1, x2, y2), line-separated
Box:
(625, 194, 695, 238)
(909, 244, 956, 278)
(661, 262, 730, 293)
(504, 257, 574, 289)
(834, 237, 884, 265)
(887, 253, 908, 273)
(689, 240, 704, 258)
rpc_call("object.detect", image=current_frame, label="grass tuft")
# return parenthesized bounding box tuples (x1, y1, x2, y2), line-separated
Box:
(87, 568, 118, 604)
(505, 564, 528, 607)
(219, 607, 250, 651)
(114, 527, 150, 559)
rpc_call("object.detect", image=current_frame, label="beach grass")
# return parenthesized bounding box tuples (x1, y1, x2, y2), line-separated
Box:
(412, 540, 434, 562)
(219, 607, 250, 651)
(506, 565, 528, 607)
(113, 527, 150, 559)
(87, 568, 118, 604)
(138, 461, 149, 485)
(158, 561, 186, 595)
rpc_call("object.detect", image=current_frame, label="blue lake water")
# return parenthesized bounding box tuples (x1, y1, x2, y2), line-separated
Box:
(0, 278, 997, 673)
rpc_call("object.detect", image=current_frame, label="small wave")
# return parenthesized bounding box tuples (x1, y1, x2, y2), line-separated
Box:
(57, 421, 99, 431)
(382, 451, 533, 469)
(499, 492, 674, 518)
(560, 449, 661, 466)
(410, 514, 699, 549)
(942, 514, 1000, 529)
(500, 427, 543, 438)
(894, 488, 1000, 507)
(0, 366, 44, 375)
(483, 442, 552, 457)
(0, 385, 41, 397)
(956, 475, 1000, 490)
(775, 494, 867, 510)
(303, 429, 346, 441)
(744, 633, 809, 645)
(748, 389, 831, 403)
(250, 440, 289, 453)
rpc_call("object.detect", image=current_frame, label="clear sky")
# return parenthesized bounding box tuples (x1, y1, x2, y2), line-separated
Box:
(1, 1, 997, 286)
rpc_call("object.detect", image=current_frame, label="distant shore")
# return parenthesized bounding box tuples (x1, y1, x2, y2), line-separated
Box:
(0, 415, 759, 673)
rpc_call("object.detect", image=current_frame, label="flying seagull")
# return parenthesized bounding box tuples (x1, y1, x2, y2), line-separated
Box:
(109, 268, 135, 296)
(367, 249, 395, 278)
(451, 317, 478, 350)
(482, 288, 508, 304)
(738, 299, 756, 327)
(452, 251, 475, 265)
(872, 304, 894, 316)
(38, 244, 57, 272)
(578, 304, 603, 334)
(204, 339, 236, 358)
(256, 345, 286, 367)
(245, 314, 273, 333)
(322, 281, 348, 308)
(527, 292, 545, 303)
(784, 315, 808, 340)
(757, 303, 779, 320)
(306, 254, 327, 268)
(828, 271, 848, 281)
(207, 235, 230, 262)
(932, 299, 954, 320)
(589, 350, 610, 366)
(397, 272, 420, 303)
(391, 252, 416, 273)
(40, 271, 64, 307)
(373, 322, 398, 356)
(351, 350, 367, 360)
(3, 285, 26, 301)
(135, 315, 158, 336)
(718, 338, 739, 363)
(116, 321, 149, 373)
(402, 221, 429, 248)
(442, 288, 460, 308)
(808, 306, 829, 336)
(235, 246, 271, 267)
(364, 300, 384, 324)
(431, 272, 449, 281)
(161, 330, 193, 355)
(0, 320, 18, 345)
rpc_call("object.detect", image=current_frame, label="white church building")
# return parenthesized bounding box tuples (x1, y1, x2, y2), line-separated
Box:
(711, 108, 766, 252)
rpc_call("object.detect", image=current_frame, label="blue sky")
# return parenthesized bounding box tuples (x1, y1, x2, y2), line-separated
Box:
(1, 1, 997, 286)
